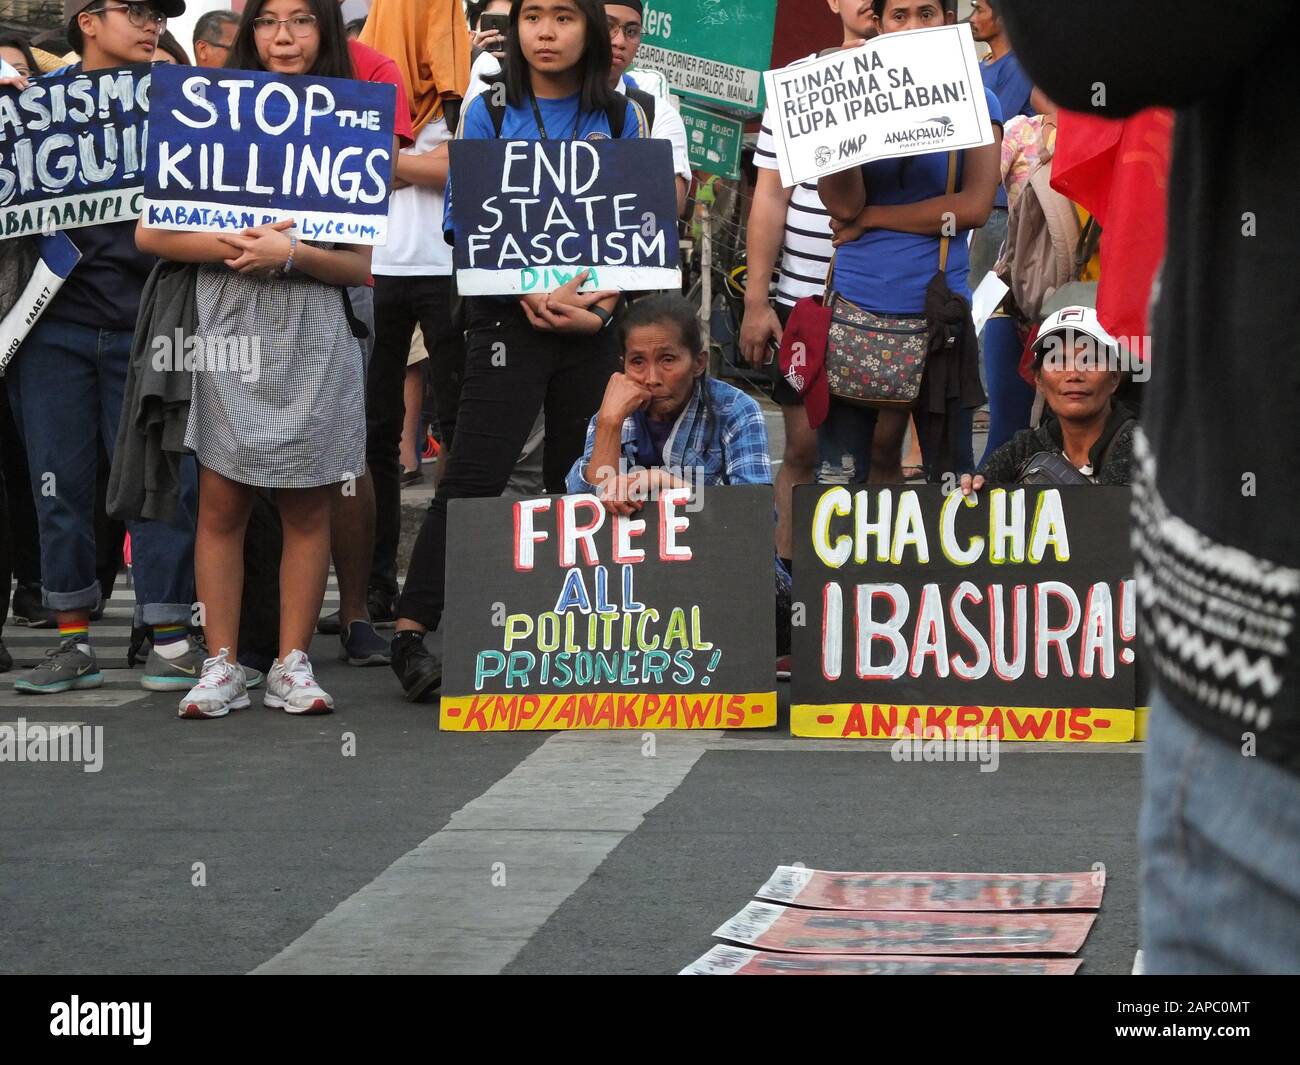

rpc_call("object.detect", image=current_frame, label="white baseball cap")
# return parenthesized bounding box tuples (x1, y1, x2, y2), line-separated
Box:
(1031, 305, 1120, 368)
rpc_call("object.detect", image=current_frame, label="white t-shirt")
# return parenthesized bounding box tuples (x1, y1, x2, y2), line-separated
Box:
(373, 117, 453, 276)
(461, 54, 689, 182)
(753, 53, 834, 307)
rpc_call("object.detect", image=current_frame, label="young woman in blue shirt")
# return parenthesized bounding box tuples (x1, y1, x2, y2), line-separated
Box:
(391, 0, 650, 699)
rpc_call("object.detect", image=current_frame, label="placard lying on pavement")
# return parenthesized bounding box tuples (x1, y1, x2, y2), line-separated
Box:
(756, 867, 1104, 911)
(761, 24, 994, 188)
(448, 139, 680, 295)
(681, 944, 1082, 975)
(0, 65, 151, 237)
(791, 484, 1138, 740)
(715, 901, 1096, 955)
(440, 486, 777, 731)
(142, 64, 395, 244)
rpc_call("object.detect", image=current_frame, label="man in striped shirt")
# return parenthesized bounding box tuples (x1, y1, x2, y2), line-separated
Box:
(741, 0, 878, 574)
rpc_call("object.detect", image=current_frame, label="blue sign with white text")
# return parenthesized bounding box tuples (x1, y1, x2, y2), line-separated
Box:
(449, 138, 681, 295)
(142, 64, 396, 245)
(0, 64, 152, 238)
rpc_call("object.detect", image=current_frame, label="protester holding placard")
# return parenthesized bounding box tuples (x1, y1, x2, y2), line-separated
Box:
(959, 307, 1135, 491)
(6, 0, 204, 698)
(134, 0, 375, 718)
(814, 0, 1001, 486)
(390, 0, 648, 700)
(746, 0, 876, 579)
(315, 0, 468, 668)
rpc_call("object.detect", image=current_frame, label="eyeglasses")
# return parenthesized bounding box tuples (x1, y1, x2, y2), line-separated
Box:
(251, 13, 319, 37)
(606, 19, 642, 42)
(93, 2, 167, 29)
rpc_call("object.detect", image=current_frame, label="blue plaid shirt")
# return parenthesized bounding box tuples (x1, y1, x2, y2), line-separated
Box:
(566, 377, 771, 494)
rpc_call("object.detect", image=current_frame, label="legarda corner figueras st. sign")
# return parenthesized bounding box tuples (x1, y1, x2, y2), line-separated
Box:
(637, 0, 778, 113)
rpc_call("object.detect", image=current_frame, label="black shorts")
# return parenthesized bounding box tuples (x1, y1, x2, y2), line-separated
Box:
(769, 302, 802, 407)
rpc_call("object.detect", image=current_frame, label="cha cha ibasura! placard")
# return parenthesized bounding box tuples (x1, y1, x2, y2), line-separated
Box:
(448, 138, 681, 295)
(141, 64, 395, 245)
(440, 485, 776, 731)
(791, 485, 1139, 740)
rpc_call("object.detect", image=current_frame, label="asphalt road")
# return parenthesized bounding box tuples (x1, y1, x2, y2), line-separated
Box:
(1, 573, 1142, 976)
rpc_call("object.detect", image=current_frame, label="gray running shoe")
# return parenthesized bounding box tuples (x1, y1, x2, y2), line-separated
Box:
(141, 636, 207, 691)
(14, 639, 102, 694)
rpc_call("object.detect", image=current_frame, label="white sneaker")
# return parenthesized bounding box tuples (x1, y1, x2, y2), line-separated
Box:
(264, 649, 334, 715)
(178, 649, 249, 719)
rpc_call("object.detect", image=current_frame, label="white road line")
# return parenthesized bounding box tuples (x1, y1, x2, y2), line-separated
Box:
(253, 730, 719, 975)
(0, 691, 149, 708)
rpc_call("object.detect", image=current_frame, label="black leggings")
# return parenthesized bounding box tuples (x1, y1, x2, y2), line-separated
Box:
(398, 299, 620, 631)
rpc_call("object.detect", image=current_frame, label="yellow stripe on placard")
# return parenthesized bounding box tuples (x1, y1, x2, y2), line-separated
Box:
(791, 703, 1136, 742)
(440, 691, 777, 732)
(1134, 705, 1149, 741)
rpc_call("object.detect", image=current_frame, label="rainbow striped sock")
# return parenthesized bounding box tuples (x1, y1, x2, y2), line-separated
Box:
(59, 620, 90, 645)
(152, 623, 188, 647)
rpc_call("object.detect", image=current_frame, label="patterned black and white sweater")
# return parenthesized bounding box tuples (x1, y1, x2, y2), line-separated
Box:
(1002, 0, 1300, 772)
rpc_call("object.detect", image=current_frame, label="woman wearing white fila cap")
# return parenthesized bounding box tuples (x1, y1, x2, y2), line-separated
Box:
(959, 305, 1137, 491)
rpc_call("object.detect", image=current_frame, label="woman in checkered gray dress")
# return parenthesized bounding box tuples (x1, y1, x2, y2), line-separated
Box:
(133, 0, 376, 720)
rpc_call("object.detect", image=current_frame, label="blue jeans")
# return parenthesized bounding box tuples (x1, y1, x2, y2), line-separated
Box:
(981, 314, 1035, 460)
(817, 401, 877, 485)
(5, 318, 197, 625)
(1139, 688, 1300, 973)
(818, 400, 974, 484)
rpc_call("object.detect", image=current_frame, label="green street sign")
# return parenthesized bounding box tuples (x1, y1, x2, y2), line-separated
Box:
(678, 101, 745, 180)
(638, 0, 778, 113)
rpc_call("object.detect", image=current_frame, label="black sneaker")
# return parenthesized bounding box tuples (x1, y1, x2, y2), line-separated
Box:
(368, 588, 398, 628)
(316, 609, 342, 635)
(340, 620, 392, 666)
(0, 636, 11, 673)
(11, 583, 55, 628)
(391, 631, 441, 702)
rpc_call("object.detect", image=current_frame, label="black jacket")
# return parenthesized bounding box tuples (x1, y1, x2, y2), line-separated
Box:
(107, 261, 199, 523)
(1001, 0, 1300, 772)
(979, 403, 1136, 486)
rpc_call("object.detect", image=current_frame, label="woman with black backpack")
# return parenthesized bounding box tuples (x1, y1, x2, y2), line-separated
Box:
(390, 0, 648, 699)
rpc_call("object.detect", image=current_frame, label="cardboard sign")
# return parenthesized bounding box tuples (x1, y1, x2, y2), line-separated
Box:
(761, 24, 994, 188)
(756, 868, 1104, 912)
(715, 901, 1096, 955)
(0, 232, 80, 375)
(681, 945, 1083, 975)
(791, 485, 1138, 740)
(0, 65, 152, 238)
(448, 139, 681, 295)
(142, 64, 395, 245)
(440, 486, 777, 731)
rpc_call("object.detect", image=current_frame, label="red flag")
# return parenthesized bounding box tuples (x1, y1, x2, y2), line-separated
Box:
(1051, 108, 1174, 363)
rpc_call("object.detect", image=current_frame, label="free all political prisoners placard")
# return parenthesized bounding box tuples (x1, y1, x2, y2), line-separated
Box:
(142, 64, 394, 244)
(0, 65, 152, 238)
(448, 138, 681, 295)
(791, 485, 1138, 741)
(762, 23, 994, 188)
(440, 486, 776, 731)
